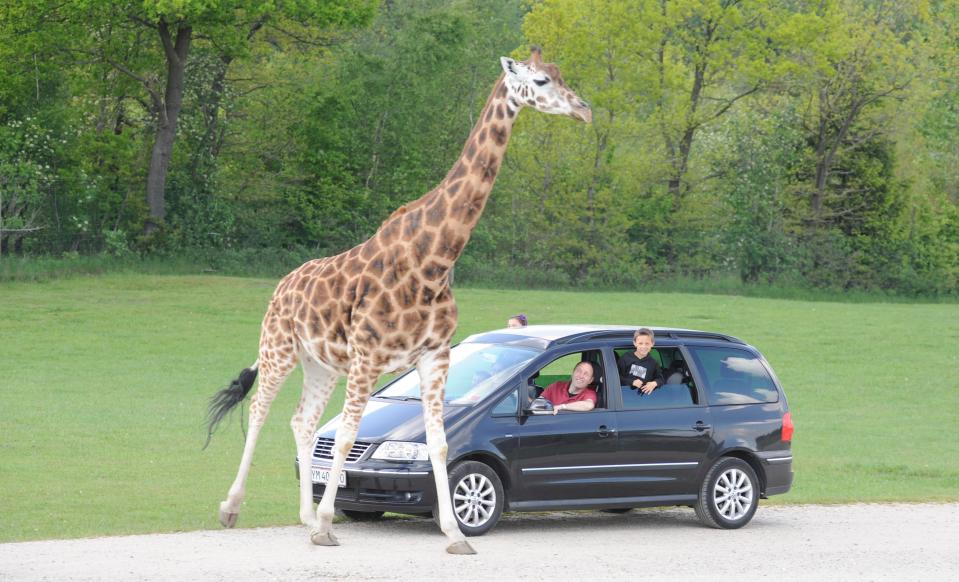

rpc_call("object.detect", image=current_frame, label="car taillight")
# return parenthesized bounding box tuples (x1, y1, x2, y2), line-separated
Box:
(781, 412, 794, 442)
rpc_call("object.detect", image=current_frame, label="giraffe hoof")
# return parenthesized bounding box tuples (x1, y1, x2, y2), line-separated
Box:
(219, 510, 239, 528)
(310, 529, 339, 546)
(446, 540, 477, 555)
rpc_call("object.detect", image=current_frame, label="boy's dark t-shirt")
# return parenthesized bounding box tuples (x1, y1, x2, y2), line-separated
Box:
(617, 352, 664, 388)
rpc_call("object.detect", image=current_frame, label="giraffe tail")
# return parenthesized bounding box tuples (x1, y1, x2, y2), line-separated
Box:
(203, 361, 259, 450)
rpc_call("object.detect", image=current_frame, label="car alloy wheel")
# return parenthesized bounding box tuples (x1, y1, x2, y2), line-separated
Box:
(712, 467, 753, 521)
(454, 473, 495, 528)
(695, 457, 760, 529)
(437, 461, 505, 536)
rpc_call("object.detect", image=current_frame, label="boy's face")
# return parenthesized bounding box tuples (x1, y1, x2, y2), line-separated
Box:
(633, 334, 654, 357)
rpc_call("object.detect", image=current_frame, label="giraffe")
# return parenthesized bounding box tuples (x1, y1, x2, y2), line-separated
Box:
(205, 47, 591, 555)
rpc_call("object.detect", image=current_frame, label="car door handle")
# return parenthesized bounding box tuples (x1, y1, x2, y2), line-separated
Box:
(693, 422, 712, 432)
(597, 425, 616, 437)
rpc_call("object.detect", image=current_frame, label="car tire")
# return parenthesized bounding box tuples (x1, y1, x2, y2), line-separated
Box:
(434, 461, 505, 537)
(340, 509, 385, 522)
(695, 457, 759, 529)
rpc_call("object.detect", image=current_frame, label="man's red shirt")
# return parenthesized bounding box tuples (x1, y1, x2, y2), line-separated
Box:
(541, 381, 597, 406)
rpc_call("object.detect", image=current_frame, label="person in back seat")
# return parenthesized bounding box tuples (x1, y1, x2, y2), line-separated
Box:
(541, 361, 597, 414)
(664, 352, 688, 384)
(618, 328, 664, 394)
(507, 314, 528, 328)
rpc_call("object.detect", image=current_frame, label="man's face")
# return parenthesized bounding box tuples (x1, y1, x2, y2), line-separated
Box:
(633, 334, 654, 357)
(571, 363, 594, 389)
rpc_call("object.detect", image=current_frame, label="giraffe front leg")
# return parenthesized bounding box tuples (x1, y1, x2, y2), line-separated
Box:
(419, 348, 476, 555)
(310, 363, 377, 546)
(309, 436, 347, 546)
(427, 429, 475, 555)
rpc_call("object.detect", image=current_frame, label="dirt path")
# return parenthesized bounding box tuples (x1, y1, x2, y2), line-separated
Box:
(2, 504, 957, 581)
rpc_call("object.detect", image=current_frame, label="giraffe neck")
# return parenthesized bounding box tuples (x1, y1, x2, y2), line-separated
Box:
(366, 74, 519, 283)
(437, 73, 517, 236)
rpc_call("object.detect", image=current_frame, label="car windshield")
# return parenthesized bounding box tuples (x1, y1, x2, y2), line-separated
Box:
(375, 342, 539, 405)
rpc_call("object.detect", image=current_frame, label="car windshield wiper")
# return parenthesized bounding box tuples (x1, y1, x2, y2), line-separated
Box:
(378, 395, 421, 401)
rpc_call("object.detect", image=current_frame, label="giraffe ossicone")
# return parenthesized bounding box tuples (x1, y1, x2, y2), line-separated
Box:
(205, 48, 591, 554)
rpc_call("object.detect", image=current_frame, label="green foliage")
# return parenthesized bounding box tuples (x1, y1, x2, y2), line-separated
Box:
(0, 117, 51, 227)
(0, 0, 957, 294)
(0, 0, 378, 245)
(717, 109, 805, 283)
(282, 0, 524, 253)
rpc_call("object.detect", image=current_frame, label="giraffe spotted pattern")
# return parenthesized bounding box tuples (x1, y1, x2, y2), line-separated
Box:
(209, 47, 591, 555)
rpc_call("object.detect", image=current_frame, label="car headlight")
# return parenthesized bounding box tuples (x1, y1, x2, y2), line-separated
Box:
(371, 441, 430, 461)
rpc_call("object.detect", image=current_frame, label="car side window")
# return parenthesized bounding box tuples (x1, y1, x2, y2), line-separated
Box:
(528, 350, 606, 410)
(687, 346, 779, 405)
(491, 388, 519, 416)
(535, 353, 583, 390)
(616, 346, 698, 409)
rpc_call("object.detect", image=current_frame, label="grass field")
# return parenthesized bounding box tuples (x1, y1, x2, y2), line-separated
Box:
(1, 274, 958, 543)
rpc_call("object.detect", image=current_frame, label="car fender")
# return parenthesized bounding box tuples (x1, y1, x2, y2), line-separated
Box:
(703, 443, 767, 493)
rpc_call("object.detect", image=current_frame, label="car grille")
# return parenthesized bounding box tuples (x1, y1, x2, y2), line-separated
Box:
(312, 437, 372, 463)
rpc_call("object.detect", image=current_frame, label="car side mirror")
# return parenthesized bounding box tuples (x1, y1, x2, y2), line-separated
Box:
(527, 383, 545, 401)
(525, 396, 554, 416)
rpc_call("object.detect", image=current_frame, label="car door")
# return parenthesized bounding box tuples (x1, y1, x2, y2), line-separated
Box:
(514, 408, 619, 504)
(609, 345, 713, 499)
(513, 351, 620, 506)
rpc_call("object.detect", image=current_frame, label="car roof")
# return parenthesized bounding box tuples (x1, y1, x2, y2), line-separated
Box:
(462, 325, 745, 350)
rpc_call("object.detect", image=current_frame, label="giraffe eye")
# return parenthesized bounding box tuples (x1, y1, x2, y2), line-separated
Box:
(533, 78, 550, 87)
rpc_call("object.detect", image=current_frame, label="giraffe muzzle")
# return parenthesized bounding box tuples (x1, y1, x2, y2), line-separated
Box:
(572, 105, 593, 123)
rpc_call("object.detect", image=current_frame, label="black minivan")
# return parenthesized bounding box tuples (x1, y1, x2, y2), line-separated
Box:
(298, 325, 794, 535)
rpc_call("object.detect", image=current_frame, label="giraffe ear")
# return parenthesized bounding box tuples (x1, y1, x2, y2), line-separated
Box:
(500, 57, 517, 76)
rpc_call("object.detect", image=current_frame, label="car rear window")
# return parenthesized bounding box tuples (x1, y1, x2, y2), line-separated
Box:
(687, 346, 779, 405)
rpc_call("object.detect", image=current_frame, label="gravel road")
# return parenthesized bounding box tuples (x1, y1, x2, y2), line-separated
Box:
(2, 503, 957, 581)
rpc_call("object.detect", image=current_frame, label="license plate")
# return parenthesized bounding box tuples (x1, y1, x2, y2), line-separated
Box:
(311, 467, 347, 487)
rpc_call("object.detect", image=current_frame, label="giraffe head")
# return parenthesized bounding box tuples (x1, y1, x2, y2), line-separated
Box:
(500, 47, 592, 123)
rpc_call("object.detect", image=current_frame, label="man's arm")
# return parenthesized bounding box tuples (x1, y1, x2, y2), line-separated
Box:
(552, 390, 597, 414)
(555, 400, 595, 413)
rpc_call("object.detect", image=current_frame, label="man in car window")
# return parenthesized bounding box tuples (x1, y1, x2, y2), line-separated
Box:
(541, 361, 597, 414)
(618, 328, 665, 394)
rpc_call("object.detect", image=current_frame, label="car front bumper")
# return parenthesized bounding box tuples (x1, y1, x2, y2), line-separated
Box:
(295, 459, 438, 514)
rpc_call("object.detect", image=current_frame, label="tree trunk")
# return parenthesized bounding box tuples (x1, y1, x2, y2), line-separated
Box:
(668, 125, 697, 210)
(812, 85, 863, 220)
(667, 41, 707, 211)
(145, 21, 192, 233)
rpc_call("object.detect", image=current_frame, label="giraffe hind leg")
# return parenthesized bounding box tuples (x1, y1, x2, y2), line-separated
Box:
(218, 352, 297, 527)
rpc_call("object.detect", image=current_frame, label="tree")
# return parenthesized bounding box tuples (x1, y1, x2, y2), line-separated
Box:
(4, 0, 377, 234)
(282, 0, 526, 253)
(0, 118, 51, 255)
(798, 0, 922, 222)
(524, 0, 815, 211)
(716, 109, 804, 283)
